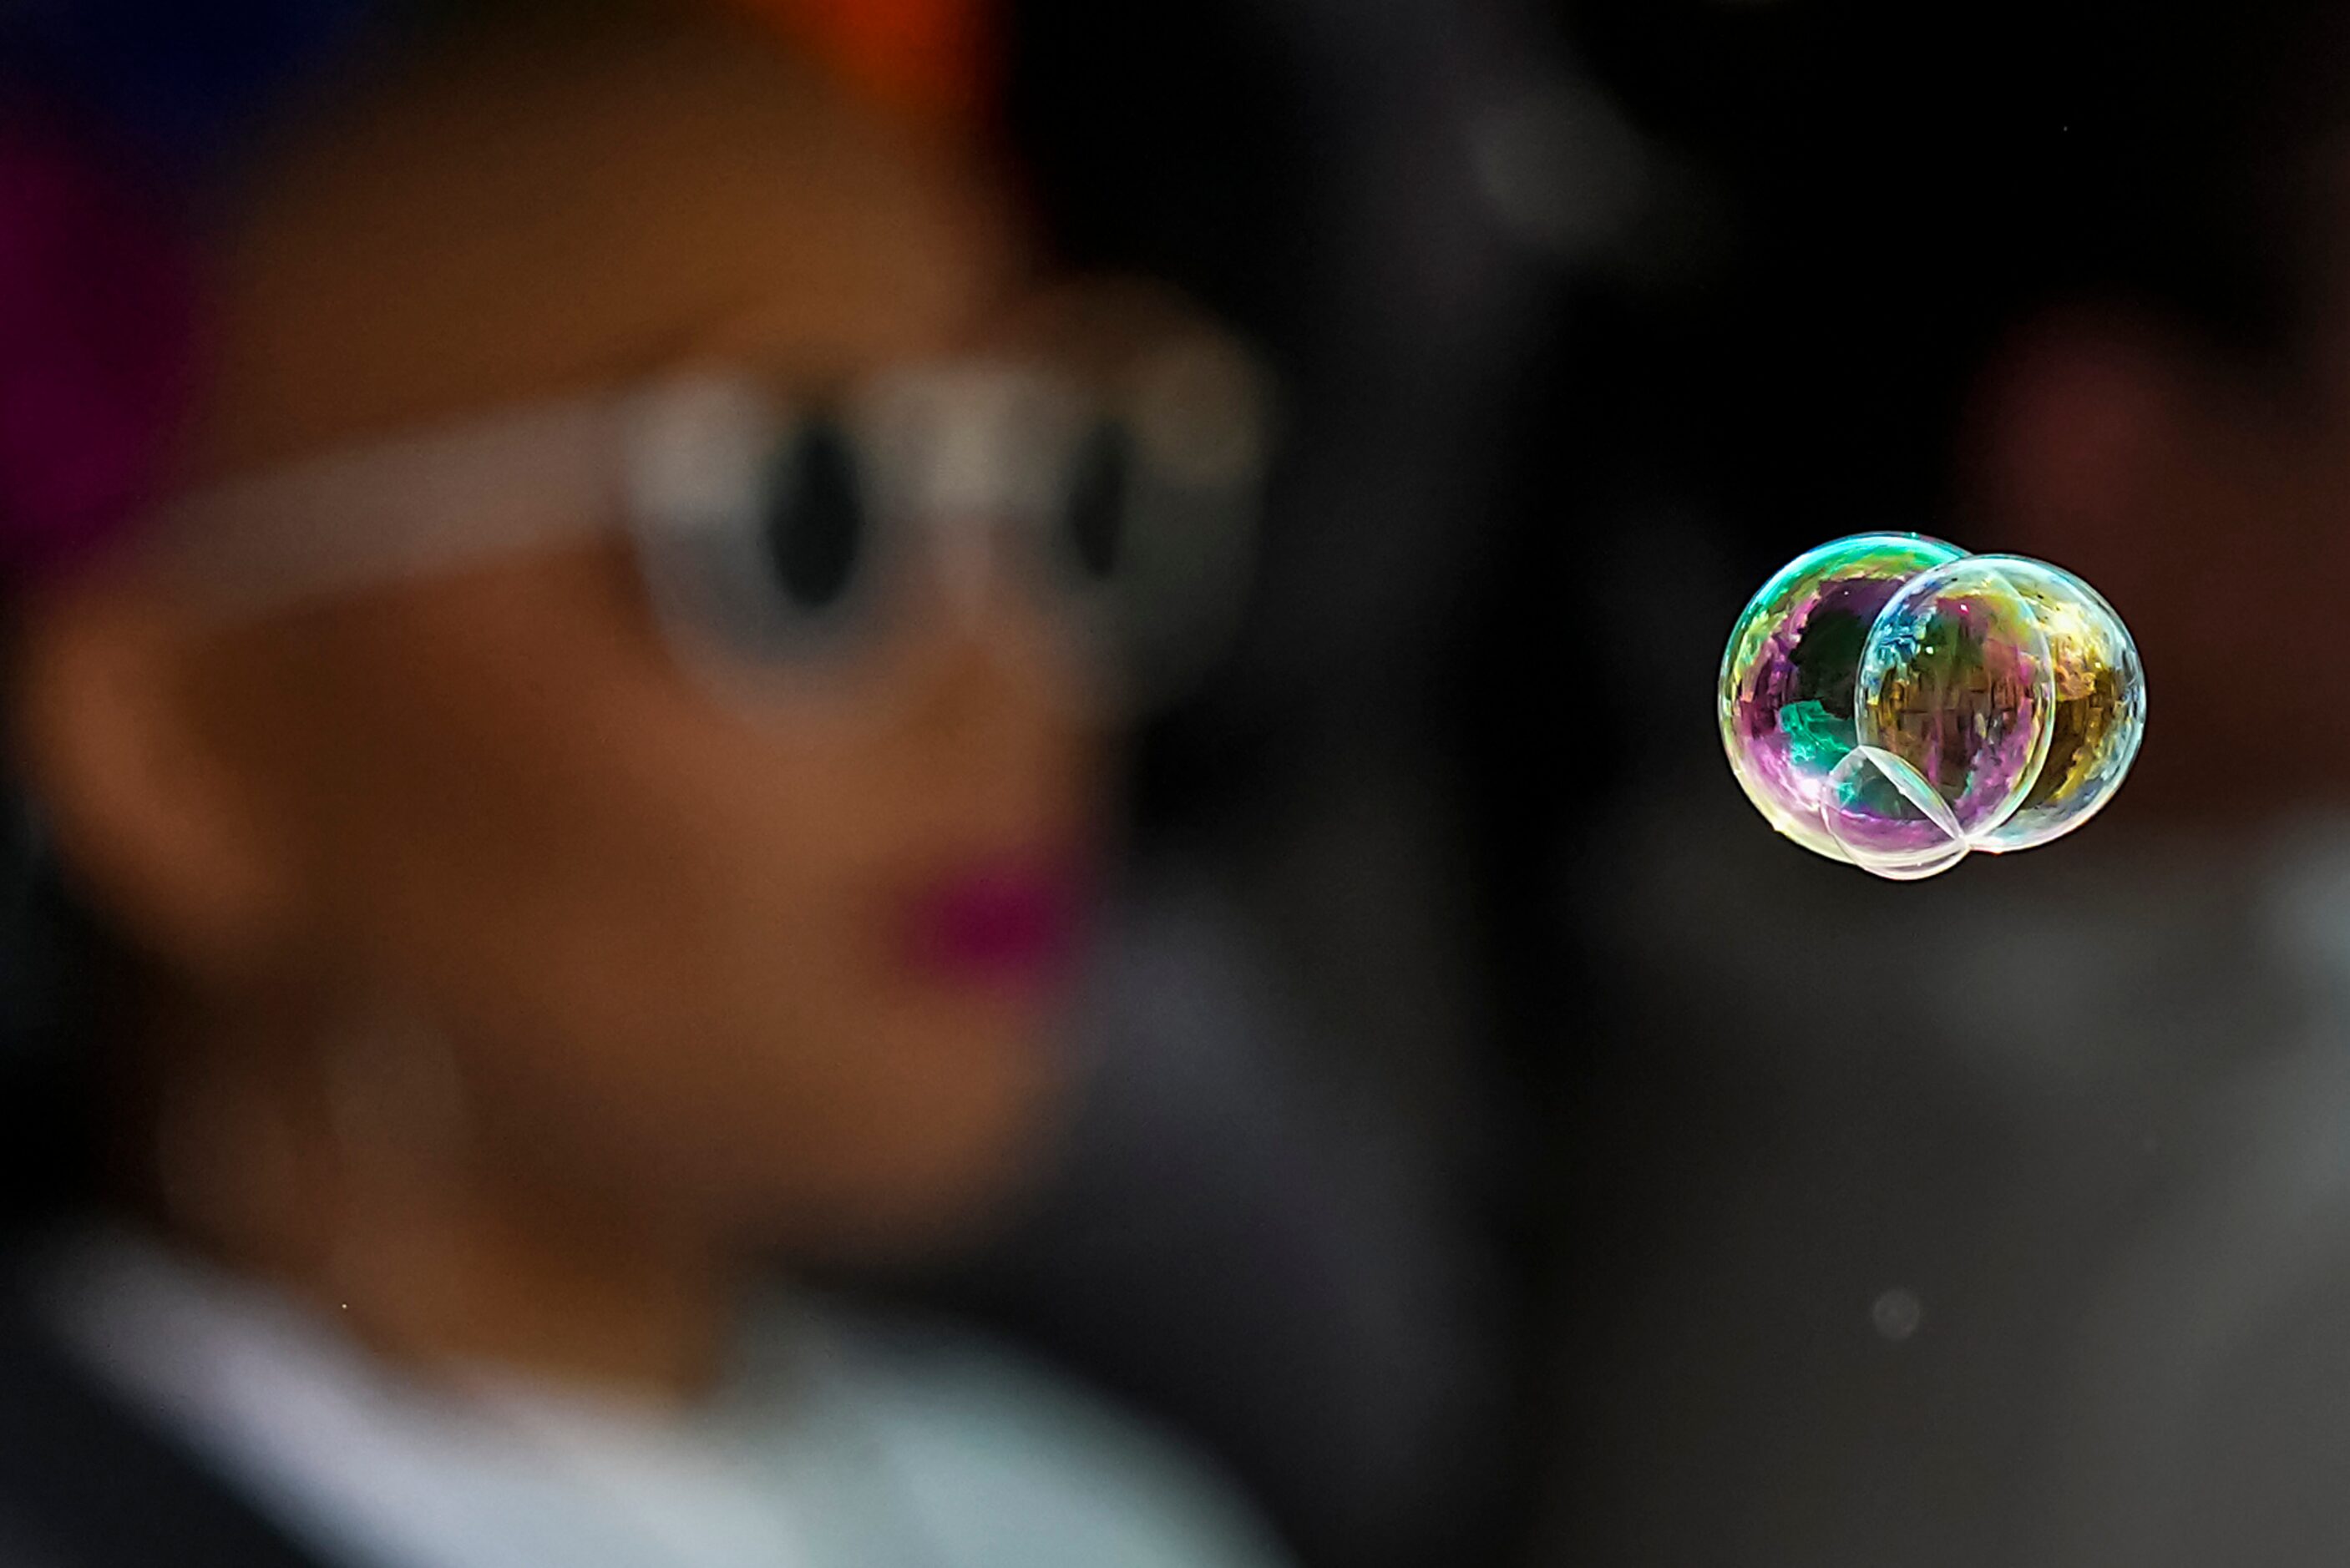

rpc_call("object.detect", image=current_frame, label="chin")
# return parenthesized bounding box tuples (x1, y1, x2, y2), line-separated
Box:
(749, 1039, 1067, 1259)
(756, 1137, 1049, 1264)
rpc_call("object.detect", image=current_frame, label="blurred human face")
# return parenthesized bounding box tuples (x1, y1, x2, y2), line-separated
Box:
(172, 18, 1100, 1247)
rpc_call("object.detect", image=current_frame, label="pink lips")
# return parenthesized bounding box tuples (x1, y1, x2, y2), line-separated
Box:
(899, 859, 1086, 991)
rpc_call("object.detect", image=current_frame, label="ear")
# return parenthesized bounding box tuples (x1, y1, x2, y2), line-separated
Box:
(8, 570, 302, 980)
(1962, 308, 2201, 556)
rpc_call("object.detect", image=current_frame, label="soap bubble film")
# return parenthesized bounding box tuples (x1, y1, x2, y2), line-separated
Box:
(1717, 533, 1967, 862)
(1720, 535, 2143, 878)
(1855, 555, 2057, 837)
(1959, 555, 2147, 852)
(1820, 745, 1968, 880)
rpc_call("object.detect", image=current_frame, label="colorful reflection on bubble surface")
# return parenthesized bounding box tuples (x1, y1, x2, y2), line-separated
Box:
(1717, 534, 1967, 864)
(1719, 535, 2144, 879)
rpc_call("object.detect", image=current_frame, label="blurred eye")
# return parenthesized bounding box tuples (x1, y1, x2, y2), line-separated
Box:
(1063, 419, 1135, 584)
(764, 417, 864, 613)
(625, 382, 897, 702)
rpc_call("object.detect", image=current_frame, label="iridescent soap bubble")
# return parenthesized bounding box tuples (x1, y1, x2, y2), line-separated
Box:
(1720, 535, 2144, 879)
(1957, 556, 2145, 852)
(1856, 555, 2058, 837)
(1820, 745, 1968, 880)
(1718, 533, 1967, 863)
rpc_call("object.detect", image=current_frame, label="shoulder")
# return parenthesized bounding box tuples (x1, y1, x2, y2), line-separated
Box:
(787, 1301, 1292, 1568)
(0, 1261, 328, 1568)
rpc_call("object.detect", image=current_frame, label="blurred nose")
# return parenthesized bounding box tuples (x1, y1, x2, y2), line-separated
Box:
(899, 553, 1096, 829)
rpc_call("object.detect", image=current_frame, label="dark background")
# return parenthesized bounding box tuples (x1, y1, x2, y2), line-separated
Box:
(975, 3, 2350, 1565)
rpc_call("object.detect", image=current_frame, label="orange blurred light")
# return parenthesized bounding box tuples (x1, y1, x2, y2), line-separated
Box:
(725, 0, 1000, 128)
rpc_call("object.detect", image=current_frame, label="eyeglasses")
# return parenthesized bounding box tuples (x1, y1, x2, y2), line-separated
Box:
(146, 310, 1272, 721)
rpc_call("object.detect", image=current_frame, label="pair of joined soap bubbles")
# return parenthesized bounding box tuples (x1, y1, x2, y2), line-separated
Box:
(1719, 534, 2146, 881)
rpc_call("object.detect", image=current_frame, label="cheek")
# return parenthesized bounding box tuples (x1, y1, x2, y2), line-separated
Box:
(267, 551, 1086, 1227)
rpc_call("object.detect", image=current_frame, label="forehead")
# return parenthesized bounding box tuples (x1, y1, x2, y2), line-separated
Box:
(190, 12, 1030, 483)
